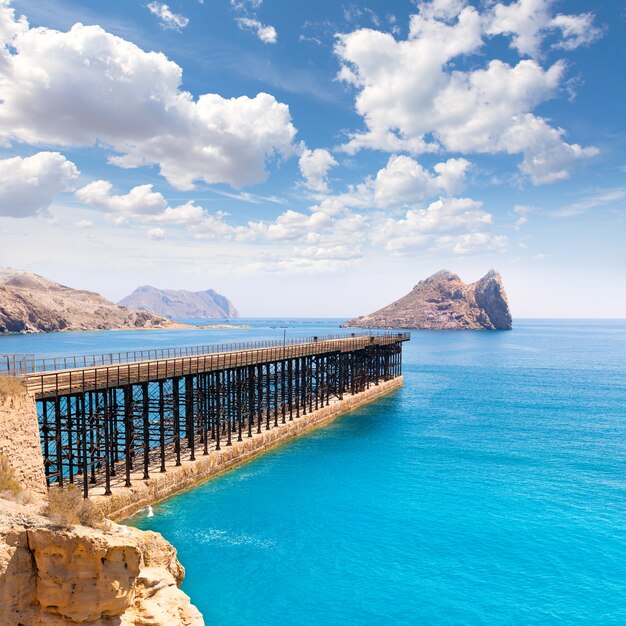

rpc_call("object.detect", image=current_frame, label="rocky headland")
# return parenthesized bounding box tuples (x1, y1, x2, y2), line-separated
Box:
(0, 268, 177, 334)
(0, 497, 203, 625)
(343, 270, 512, 330)
(119, 285, 239, 319)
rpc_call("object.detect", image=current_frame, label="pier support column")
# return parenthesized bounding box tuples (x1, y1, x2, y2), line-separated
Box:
(0, 387, 47, 495)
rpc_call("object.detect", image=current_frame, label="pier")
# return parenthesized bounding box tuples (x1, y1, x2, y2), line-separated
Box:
(1, 332, 409, 507)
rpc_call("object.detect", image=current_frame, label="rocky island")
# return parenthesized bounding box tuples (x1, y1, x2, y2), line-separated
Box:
(119, 285, 239, 319)
(343, 270, 512, 330)
(0, 268, 175, 334)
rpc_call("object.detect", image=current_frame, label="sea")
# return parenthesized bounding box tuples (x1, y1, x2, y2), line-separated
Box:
(3, 319, 625, 625)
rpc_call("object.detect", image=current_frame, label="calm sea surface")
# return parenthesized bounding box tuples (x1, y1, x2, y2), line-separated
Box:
(3, 320, 625, 624)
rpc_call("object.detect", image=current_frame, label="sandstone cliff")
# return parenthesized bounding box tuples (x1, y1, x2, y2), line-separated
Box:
(0, 268, 176, 334)
(118, 285, 239, 319)
(0, 498, 204, 625)
(343, 270, 512, 330)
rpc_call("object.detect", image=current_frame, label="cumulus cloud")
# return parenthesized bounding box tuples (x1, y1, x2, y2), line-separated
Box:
(248, 209, 334, 242)
(298, 148, 338, 192)
(236, 18, 277, 43)
(147, 2, 189, 31)
(371, 197, 498, 254)
(373, 156, 470, 207)
(75, 179, 252, 240)
(486, 0, 602, 58)
(0, 151, 79, 217)
(0, 12, 296, 189)
(308, 154, 471, 214)
(75, 181, 168, 222)
(335, 0, 599, 184)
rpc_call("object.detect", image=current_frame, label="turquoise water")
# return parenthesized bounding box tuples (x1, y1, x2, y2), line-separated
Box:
(4, 320, 626, 623)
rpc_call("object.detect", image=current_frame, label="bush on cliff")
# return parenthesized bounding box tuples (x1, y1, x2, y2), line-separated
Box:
(0, 375, 27, 399)
(0, 453, 22, 498)
(44, 484, 105, 528)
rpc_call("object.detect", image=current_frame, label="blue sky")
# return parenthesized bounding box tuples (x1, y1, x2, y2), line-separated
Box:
(0, 0, 624, 317)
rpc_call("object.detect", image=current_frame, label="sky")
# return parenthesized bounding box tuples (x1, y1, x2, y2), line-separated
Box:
(0, 0, 624, 318)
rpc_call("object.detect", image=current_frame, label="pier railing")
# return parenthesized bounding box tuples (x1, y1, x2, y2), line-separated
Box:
(0, 332, 408, 377)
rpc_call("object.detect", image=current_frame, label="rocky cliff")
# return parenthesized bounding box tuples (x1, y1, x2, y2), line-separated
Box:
(343, 270, 512, 330)
(0, 498, 204, 625)
(0, 268, 175, 334)
(118, 285, 239, 319)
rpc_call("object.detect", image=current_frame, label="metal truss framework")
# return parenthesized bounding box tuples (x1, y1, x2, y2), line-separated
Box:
(37, 341, 404, 497)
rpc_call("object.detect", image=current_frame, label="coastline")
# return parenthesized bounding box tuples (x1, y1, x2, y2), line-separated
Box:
(89, 377, 404, 522)
(0, 321, 250, 336)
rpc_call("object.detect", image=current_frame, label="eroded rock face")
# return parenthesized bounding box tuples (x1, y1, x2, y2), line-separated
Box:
(343, 270, 512, 330)
(0, 267, 175, 335)
(0, 498, 204, 625)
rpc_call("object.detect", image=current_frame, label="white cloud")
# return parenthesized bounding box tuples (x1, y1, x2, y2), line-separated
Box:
(231, 0, 277, 44)
(0, 13, 296, 189)
(245, 252, 360, 275)
(416, 0, 467, 22)
(0, 151, 79, 217)
(371, 197, 496, 254)
(307, 154, 471, 215)
(75, 179, 252, 241)
(550, 13, 603, 51)
(436, 232, 508, 255)
(486, 0, 552, 58)
(248, 209, 334, 242)
(236, 17, 277, 43)
(486, 0, 602, 58)
(373, 155, 470, 207)
(230, 0, 263, 10)
(513, 204, 536, 227)
(147, 227, 165, 240)
(147, 2, 189, 31)
(299, 148, 338, 192)
(335, 0, 599, 184)
(74, 219, 93, 229)
(75, 181, 168, 222)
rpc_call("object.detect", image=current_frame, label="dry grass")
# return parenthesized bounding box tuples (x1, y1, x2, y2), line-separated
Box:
(0, 453, 22, 498)
(0, 375, 27, 399)
(44, 485, 105, 529)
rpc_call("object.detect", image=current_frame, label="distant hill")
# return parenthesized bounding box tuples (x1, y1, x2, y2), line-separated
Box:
(0, 268, 174, 334)
(118, 286, 239, 319)
(343, 270, 512, 330)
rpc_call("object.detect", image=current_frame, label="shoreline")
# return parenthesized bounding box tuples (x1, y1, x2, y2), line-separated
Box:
(0, 321, 251, 336)
(88, 377, 404, 522)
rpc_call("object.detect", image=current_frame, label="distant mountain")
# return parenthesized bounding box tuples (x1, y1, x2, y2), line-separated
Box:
(342, 270, 512, 330)
(0, 268, 173, 334)
(118, 286, 239, 319)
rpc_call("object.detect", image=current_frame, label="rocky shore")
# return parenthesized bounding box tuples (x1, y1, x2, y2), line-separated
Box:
(0, 268, 176, 334)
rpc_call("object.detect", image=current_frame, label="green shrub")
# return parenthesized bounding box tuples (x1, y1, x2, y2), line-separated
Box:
(44, 484, 105, 528)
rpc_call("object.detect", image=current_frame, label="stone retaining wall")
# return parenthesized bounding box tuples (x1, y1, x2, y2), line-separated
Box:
(98, 376, 403, 521)
(0, 392, 47, 495)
